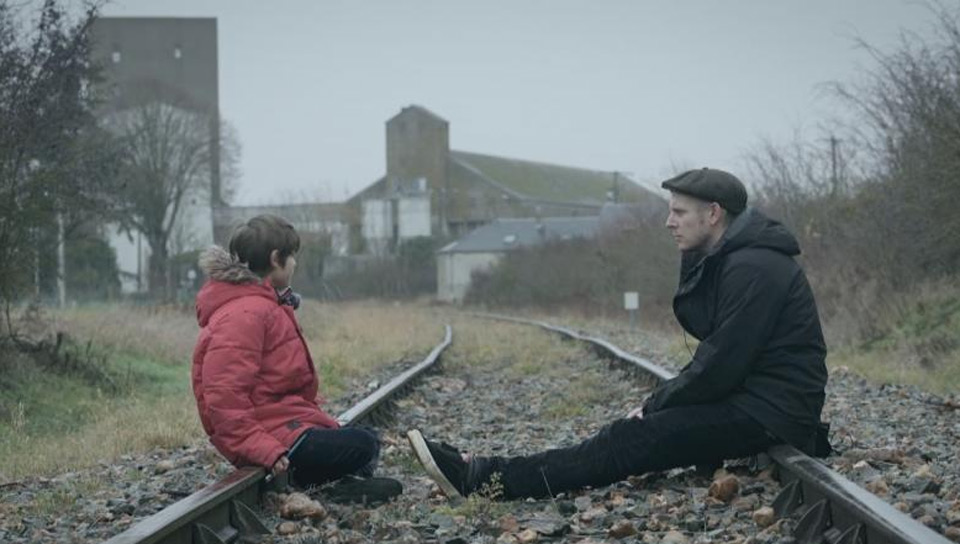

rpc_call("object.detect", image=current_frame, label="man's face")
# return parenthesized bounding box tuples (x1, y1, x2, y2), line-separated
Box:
(665, 193, 716, 252)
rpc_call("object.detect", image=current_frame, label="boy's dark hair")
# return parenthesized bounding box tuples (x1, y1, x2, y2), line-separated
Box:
(228, 215, 300, 276)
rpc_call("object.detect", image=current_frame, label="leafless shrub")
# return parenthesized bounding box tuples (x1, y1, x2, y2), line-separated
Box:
(465, 217, 677, 317)
(747, 2, 960, 348)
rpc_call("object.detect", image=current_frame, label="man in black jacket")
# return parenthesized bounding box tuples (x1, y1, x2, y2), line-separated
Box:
(408, 168, 828, 500)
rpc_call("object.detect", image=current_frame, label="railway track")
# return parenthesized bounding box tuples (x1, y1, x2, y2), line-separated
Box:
(101, 325, 452, 544)
(97, 314, 953, 544)
(476, 313, 952, 544)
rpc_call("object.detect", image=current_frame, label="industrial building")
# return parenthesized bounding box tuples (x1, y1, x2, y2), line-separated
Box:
(90, 17, 221, 294)
(346, 105, 659, 255)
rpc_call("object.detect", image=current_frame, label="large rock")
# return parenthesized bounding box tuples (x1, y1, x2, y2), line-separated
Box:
(498, 515, 520, 533)
(752, 507, 776, 528)
(843, 448, 906, 465)
(153, 460, 176, 474)
(661, 530, 690, 544)
(515, 528, 539, 544)
(278, 492, 327, 520)
(579, 507, 607, 524)
(522, 515, 569, 537)
(276, 521, 299, 535)
(865, 478, 889, 496)
(708, 474, 740, 503)
(607, 520, 637, 539)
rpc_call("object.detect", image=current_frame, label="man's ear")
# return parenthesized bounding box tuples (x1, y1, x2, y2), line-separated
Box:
(709, 203, 724, 226)
(269, 249, 281, 269)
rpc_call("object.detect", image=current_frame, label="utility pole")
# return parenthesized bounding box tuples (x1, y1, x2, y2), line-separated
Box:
(829, 135, 841, 196)
(57, 213, 66, 308)
(137, 231, 142, 293)
(34, 232, 40, 300)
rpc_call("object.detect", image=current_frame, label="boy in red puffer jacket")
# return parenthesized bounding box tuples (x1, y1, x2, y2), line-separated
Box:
(192, 215, 400, 501)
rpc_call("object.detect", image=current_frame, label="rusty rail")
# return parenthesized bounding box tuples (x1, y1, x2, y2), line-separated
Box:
(102, 324, 452, 544)
(475, 313, 951, 544)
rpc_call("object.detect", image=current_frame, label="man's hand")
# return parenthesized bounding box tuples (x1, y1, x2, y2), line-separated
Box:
(627, 406, 645, 419)
(271, 455, 290, 477)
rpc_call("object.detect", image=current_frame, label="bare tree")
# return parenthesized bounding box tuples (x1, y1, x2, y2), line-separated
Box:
(105, 101, 240, 299)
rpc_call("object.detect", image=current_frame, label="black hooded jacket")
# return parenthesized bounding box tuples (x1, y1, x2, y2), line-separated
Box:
(643, 209, 828, 453)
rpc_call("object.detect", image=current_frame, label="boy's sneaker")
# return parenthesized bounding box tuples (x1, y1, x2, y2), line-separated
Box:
(324, 475, 402, 505)
(406, 429, 484, 498)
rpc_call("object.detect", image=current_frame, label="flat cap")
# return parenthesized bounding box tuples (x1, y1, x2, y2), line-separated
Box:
(661, 168, 748, 214)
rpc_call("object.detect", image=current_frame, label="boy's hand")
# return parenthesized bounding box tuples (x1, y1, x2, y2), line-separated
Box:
(271, 455, 290, 477)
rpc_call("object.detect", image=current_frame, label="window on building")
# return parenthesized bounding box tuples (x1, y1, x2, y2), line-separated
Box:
(174, 46, 182, 59)
(111, 50, 121, 63)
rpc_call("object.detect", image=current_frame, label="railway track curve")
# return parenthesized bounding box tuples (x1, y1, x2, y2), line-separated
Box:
(94, 313, 954, 544)
(475, 312, 952, 544)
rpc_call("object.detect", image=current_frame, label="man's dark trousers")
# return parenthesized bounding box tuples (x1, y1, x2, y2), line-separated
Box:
(483, 402, 777, 499)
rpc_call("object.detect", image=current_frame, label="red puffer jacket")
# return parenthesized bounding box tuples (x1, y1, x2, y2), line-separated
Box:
(192, 247, 339, 468)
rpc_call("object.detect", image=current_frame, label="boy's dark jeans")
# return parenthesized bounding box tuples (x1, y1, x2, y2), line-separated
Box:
(482, 402, 777, 499)
(288, 426, 380, 487)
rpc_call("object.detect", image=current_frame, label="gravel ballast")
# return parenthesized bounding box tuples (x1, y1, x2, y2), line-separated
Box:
(2, 315, 958, 543)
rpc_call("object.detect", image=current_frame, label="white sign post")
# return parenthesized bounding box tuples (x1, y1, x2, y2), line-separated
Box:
(624, 291, 639, 330)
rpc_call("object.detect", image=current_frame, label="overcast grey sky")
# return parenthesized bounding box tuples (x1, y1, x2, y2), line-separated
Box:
(101, 0, 933, 205)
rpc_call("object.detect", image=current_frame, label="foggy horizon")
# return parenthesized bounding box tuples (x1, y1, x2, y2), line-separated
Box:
(96, 0, 934, 205)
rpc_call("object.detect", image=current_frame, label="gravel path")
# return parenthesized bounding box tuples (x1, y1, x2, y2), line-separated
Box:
(2, 315, 958, 543)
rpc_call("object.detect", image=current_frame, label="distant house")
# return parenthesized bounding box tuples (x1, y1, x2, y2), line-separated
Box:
(347, 105, 660, 255)
(436, 217, 600, 302)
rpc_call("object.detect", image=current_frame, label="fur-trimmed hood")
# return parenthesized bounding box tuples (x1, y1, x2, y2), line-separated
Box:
(195, 246, 274, 327)
(199, 246, 260, 284)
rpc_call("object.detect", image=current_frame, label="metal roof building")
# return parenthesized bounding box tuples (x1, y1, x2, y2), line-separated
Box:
(436, 217, 600, 302)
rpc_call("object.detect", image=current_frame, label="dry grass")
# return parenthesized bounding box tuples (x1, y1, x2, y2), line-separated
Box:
(442, 313, 586, 376)
(2, 300, 450, 479)
(829, 348, 960, 395)
(542, 373, 607, 420)
(824, 279, 960, 395)
(50, 304, 199, 365)
(470, 301, 960, 397)
(444, 313, 602, 421)
(297, 301, 448, 397)
(25, 473, 106, 519)
(2, 392, 202, 478)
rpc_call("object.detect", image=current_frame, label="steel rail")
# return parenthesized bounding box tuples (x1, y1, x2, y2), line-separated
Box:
(337, 325, 452, 426)
(102, 324, 452, 544)
(475, 313, 951, 544)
